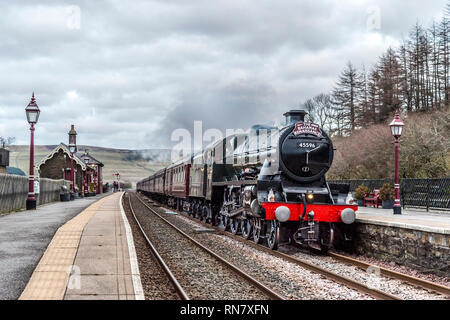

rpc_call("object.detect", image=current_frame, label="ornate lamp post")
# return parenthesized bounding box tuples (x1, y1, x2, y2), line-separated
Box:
(84, 157, 89, 196)
(68, 125, 77, 199)
(25, 93, 40, 210)
(389, 111, 405, 215)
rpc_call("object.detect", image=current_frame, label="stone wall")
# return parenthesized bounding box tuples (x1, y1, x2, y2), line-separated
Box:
(39, 149, 85, 192)
(0, 174, 70, 214)
(354, 223, 449, 277)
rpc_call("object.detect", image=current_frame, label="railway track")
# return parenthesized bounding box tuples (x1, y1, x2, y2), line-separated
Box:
(327, 252, 450, 297)
(128, 192, 285, 300)
(127, 193, 189, 299)
(138, 192, 449, 300)
(136, 193, 395, 299)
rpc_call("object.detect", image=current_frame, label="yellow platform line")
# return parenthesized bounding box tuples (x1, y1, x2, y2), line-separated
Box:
(19, 194, 116, 300)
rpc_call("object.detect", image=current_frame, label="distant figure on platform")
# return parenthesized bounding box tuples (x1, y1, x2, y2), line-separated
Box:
(113, 181, 118, 192)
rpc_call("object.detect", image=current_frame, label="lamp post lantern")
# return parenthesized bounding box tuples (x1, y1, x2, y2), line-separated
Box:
(25, 92, 40, 210)
(68, 125, 77, 198)
(389, 110, 405, 215)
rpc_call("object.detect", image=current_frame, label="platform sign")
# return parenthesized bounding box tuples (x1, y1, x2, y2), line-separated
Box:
(34, 180, 40, 195)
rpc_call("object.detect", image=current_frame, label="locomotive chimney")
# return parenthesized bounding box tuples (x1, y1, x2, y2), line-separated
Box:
(283, 109, 307, 125)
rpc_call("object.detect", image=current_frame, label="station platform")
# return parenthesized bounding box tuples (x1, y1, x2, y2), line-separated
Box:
(356, 207, 450, 234)
(0, 194, 110, 300)
(18, 192, 144, 300)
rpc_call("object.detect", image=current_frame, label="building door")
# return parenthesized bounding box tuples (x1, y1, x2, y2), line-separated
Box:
(64, 169, 71, 181)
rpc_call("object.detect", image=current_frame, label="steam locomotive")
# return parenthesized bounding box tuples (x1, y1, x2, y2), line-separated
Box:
(137, 110, 357, 251)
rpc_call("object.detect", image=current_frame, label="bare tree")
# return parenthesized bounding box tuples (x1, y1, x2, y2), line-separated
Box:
(303, 93, 334, 133)
(331, 62, 363, 134)
(0, 137, 15, 148)
(439, 16, 450, 105)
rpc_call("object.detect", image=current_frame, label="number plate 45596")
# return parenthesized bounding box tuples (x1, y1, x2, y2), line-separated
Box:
(298, 142, 316, 148)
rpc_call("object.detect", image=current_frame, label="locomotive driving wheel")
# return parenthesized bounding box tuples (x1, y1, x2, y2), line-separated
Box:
(230, 217, 239, 235)
(222, 215, 230, 231)
(267, 220, 280, 250)
(252, 218, 263, 244)
(241, 218, 252, 240)
(217, 212, 229, 231)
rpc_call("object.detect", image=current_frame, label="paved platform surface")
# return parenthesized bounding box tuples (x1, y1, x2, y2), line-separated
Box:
(19, 192, 143, 300)
(0, 194, 108, 300)
(356, 207, 450, 234)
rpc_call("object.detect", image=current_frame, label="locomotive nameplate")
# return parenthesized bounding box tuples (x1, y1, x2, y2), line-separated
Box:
(293, 122, 322, 137)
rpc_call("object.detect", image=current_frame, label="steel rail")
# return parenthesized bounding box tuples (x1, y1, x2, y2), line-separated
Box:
(134, 193, 285, 300)
(218, 227, 401, 300)
(127, 193, 190, 300)
(327, 252, 450, 297)
(140, 194, 402, 300)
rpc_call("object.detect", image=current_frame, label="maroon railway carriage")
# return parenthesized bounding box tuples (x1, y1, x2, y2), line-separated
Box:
(165, 158, 191, 209)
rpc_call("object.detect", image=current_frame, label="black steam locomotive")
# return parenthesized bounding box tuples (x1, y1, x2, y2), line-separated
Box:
(137, 110, 357, 251)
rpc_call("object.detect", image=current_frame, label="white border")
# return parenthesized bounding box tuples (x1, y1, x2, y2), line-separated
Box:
(119, 192, 145, 300)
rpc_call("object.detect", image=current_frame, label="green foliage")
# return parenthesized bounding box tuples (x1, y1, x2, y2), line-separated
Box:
(379, 183, 394, 201)
(354, 184, 370, 200)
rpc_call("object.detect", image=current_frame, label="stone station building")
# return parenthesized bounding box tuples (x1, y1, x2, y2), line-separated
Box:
(36, 125, 104, 196)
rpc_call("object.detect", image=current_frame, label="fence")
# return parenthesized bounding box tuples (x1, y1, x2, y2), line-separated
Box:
(0, 174, 70, 214)
(328, 178, 450, 211)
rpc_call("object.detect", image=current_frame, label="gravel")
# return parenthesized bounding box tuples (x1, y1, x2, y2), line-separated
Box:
(278, 246, 448, 300)
(128, 193, 268, 300)
(333, 251, 450, 288)
(138, 193, 449, 300)
(152, 204, 373, 300)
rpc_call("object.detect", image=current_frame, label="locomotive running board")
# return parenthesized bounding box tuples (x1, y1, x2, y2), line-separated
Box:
(212, 180, 257, 187)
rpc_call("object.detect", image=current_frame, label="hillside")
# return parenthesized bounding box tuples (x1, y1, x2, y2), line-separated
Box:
(7, 145, 171, 186)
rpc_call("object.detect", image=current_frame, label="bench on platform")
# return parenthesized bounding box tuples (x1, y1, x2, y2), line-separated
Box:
(364, 189, 382, 208)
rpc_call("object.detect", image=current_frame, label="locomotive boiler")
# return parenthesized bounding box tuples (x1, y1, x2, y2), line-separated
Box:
(137, 110, 357, 251)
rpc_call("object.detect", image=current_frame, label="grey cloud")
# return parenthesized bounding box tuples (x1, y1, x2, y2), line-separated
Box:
(0, 0, 447, 149)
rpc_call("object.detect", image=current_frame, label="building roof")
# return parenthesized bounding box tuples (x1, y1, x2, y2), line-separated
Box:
(6, 166, 26, 176)
(35, 143, 87, 171)
(79, 150, 104, 167)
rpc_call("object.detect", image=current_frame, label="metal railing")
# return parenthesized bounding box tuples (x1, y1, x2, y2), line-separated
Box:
(328, 178, 450, 211)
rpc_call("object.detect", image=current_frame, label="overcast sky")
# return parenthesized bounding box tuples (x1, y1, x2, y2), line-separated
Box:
(0, 0, 447, 149)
